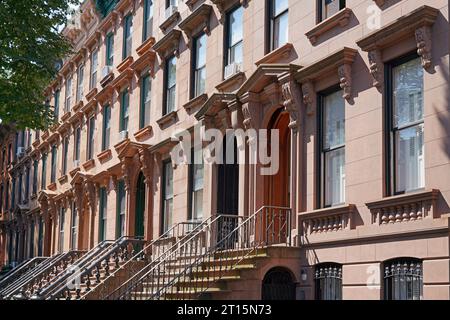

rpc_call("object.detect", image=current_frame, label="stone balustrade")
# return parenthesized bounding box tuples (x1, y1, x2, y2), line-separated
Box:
(299, 204, 356, 236)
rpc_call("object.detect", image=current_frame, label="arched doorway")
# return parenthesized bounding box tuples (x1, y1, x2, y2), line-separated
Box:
(135, 173, 146, 238)
(262, 267, 296, 300)
(265, 110, 291, 208)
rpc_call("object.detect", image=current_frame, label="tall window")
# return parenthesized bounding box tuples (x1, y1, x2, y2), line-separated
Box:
(120, 89, 130, 133)
(18, 173, 23, 204)
(76, 65, 84, 102)
(315, 263, 343, 300)
(74, 126, 81, 164)
(87, 116, 95, 160)
(32, 160, 38, 195)
(106, 33, 114, 67)
(99, 187, 107, 242)
(0, 184, 3, 212)
(41, 153, 47, 189)
(162, 160, 173, 234)
(50, 145, 57, 184)
(116, 180, 126, 238)
(123, 14, 133, 59)
(11, 178, 16, 210)
(387, 56, 424, 195)
(58, 208, 65, 253)
(29, 221, 34, 257)
(189, 147, 204, 222)
(192, 33, 207, 98)
(70, 202, 78, 250)
(143, 0, 154, 41)
(319, 0, 346, 22)
(384, 258, 423, 300)
(54, 90, 60, 121)
(25, 166, 30, 201)
(319, 89, 345, 207)
(164, 56, 176, 115)
(140, 75, 151, 129)
(225, 6, 243, 76)
(37, 217, 43, 256)
(269, 0, 288, 51)
(90, 49, 98, 90)
(102, 104, 111, 150)
(62, 136, 69, 175)
(5, 181, 9, 211)
(65, 76, 72, 112)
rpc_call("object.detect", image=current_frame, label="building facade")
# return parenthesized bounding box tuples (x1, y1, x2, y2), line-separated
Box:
(0, 0, 450, 300)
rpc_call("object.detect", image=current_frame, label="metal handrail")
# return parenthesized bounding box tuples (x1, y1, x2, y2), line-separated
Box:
(152, 206, 292, 300)
(105, 215, 226, 300)
(110, 214, 242, 300)
(0, 257, 48, 290)
(82, 221, 200, 300)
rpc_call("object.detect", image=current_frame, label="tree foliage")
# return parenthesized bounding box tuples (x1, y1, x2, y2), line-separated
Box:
(0, 0, 80, 130)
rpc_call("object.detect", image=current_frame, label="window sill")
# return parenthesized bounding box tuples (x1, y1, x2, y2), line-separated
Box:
(183, 94, 208, 113)
(111, 68, 134, 94)
(137, 37, 156, 56)
(32, 139, 41, 148)
(81, 99, 97, 116)
(216, 71, 246, 93)
(86, 87, 98, 101)
(61, 111, 72, 122)
(157, 111, 178, 129)
(73, 100, 84, 113)
(159, 11, 180, 33)
(305, 8, 353, 45)
(134, 126, 153, 142)
(366, 189, 440, 225)
(117, 56, 134, 73)
(298, 204, 356, 236)
(82, 159, 96, 171)
(47, 182, 57, 191)
(41, 130, 50, 140)
(100, 71, 115, 88)
(97, 149, 112, 164)
(69, 166, 80, 178)
(58, 175, 68, 184)
(255, 43, 294, 66)
(114, 138, 130, 155)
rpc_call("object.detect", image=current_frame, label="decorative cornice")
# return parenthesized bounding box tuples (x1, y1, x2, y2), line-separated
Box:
(183, 94, 208, 114)
(153, 29, 182, 61)
(305, 8, 353, 45)
(255, 43, 294, 66)
(156, 111, 178, 129)
(179, 4, 212, 39)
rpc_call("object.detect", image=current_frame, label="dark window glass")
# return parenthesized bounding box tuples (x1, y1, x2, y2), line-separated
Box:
(120, 90, 130, 132)
(54, 90, 60, 121)
(74, 126, 81, 163)
(164, 56, 176, 115)
(32, 160, 38, 194)
(123, 15, 133, 59)
(41, 153, 47, 189)
(102, 104, 111, 150)
(269, 0, 288, 50)
(99, 187, 108, 241)
(58, 208, 65, 253)
(224, 6, 243, 77)
(106, 33, 114, 67)
(319, 0, 346, 22)
(51, 145, 57, 183)
(62, 137, 69, 175)
(188, 147, 204, 222)
(143, 0, 154, 41)
(71, 202, 78, 250)
(193, 33, 207, 98)
(140, 75, 151, 129)
(87, 116, 95, 160)
(117, 180, 126, 238)
(162, 161, 173, 234)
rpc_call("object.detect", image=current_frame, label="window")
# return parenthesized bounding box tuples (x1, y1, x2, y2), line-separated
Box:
(192, 33, 207, 98)
(315, 263, 342, 300)
(87, 116, 95, 160)
(70, 202, 78, 250)
(99, 187, 107, 242)
(29, 221, 34, 257)
(164, 56, 176, 115)
(5, 181, 9, 211)
(140, 75, 151, 129)
(25, 166, 30, 201)
(65, 76, 72, 112)
(384, 258, 423, 300)
(58, 208, 65, 253)
(62, 136, 69, 175)
(32, 160, 38, 195)
(189, 147, 204, 222)
(102, 104, 111, 150)
(161, 160, 173, 234)
(387, 56, 424, 195)
(120, 89, 130, 133)
(76, 65, 84, 103)
(18, 173, 22, 204)
(319, 89, 345, 207)
(41, 153, 47, 189)
(37, 217, 43, 256)
(74, 126, 81, 163)
(54, 90, 60, 121)
(225, 6, 243, 74)
(116, 180, 126, 238)
(123, 14, 133, 59)
(319, 0, 346, 22)
(50, 145, 57, 184)
(11, 178, 16, 210)
(269, 0, 288, 51)
(106, 33, 114, 67)
(143, 0, 154, 42)
(90, 49, 98, 90)
(0, 184, 3, 212)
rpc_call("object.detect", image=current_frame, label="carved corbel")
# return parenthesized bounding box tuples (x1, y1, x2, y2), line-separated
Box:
(368, 49, 383, 88)
(281, 81, 299, 131)
(121, 158, 133, 192)
(338, 63, 352, 101)
(301, 81, 315, 116)
(73, 182, 84, 212)
(218, 108, 231, 131)
(85, 180, 97, 213)
(139, 148, 153, 185)
(415, 26, 432, 70)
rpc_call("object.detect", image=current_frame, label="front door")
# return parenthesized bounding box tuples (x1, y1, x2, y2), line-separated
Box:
(135, 173, 146, 238)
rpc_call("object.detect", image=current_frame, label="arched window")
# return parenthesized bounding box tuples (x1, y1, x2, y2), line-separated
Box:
(383, 258, 423, 300)
(262, 267, 296, 300)
(315, 263, 342, 300)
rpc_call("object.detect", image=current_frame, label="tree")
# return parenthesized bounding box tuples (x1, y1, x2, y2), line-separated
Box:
(0, 0, 80, 130)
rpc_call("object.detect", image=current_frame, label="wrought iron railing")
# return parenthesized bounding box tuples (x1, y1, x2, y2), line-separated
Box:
(86, 221, 201, 300)
(0, 257, 48, 290)
(45, 236, 145, 300)
(152, 206, 291, 300)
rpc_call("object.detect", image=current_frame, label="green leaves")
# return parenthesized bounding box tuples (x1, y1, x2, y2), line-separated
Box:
(0, 0, 80, 129)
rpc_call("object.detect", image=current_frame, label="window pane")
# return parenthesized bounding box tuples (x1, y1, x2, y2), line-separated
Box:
(230, 41, 243, 65)
(196, 34, 207, 68)
(195, 67, 206, 97)
(325, 148, 345, 206)
(229, 7, 243, 46)
(193, 189, 203, 220)
(167, 57, 177, 87)
(273, 11, 288, 49)
(393, 58, 423, 128)
(141, 76, 151, 128)
(167, 87, 176, 113)
(323, 90, 345, 149)
(322, 0, 342, 20)
(395, 124, 424, 193)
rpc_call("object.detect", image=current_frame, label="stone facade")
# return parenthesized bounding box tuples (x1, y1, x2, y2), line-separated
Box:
(1, 0, 450, 300)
